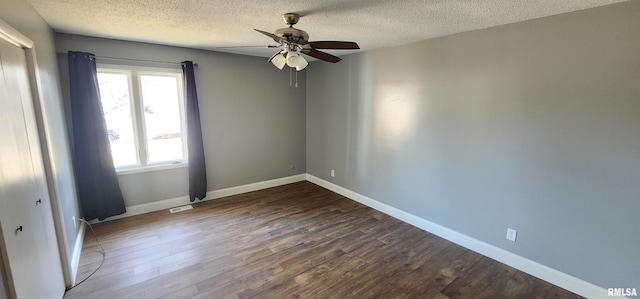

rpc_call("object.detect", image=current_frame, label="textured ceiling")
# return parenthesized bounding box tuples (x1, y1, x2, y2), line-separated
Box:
(27, 0, 627, 58)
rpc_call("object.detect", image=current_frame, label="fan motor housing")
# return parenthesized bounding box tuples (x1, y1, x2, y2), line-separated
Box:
(275, 27, 309, 44)
(282, 13, 300, 26)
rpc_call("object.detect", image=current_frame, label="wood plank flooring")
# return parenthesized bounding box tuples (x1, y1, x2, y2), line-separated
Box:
(64, 181, 582, 299)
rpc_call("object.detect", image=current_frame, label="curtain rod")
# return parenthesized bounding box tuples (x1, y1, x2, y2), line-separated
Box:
(57, 52, 198, 67)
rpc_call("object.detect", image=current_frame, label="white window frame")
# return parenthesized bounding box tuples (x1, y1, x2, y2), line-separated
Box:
(97, 63, 188, 175)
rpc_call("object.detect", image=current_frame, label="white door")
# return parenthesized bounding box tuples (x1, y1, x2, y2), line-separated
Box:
(0, 32, 65, 298)
(0, 252, 8, 298)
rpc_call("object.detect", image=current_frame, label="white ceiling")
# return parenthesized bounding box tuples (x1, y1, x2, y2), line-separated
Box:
(27, 0, 627, 58)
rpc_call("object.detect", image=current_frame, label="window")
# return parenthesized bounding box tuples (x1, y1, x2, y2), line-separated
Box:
(97, 65, 187, 172)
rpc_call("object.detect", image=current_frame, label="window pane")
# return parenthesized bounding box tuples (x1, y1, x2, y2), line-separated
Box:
(97, 72, 138, 167)
(140, 75, 184, 163)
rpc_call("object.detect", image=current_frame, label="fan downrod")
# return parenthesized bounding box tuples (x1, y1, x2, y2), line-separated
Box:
(282, 13, 300, 26)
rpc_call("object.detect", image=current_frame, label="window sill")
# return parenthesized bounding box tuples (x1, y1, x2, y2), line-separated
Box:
(116, 162, 188, 176)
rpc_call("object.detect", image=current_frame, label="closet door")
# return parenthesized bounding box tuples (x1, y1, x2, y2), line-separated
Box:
(0, 33, 65, 298)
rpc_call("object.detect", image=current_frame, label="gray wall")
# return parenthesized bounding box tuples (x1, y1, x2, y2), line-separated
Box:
(55, 34, 307, 206)
(0, 0, 81, 284)
(307, 1, 639, 290)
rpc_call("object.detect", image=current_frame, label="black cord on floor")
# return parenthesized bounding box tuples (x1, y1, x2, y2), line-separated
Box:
(65, 218, 106, 292)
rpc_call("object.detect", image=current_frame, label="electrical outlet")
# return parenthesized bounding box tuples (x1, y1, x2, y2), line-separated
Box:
(331, 169, 335, 177)
(506, 228, 517, 242)
(72, 216, 77, 228)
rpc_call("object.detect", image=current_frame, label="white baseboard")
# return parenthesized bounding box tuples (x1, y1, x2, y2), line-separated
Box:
(305, 174, 616, 299)
(69, 222, 85, 286)
(204, 174, 306, 200)
(95, 174, 307, 223)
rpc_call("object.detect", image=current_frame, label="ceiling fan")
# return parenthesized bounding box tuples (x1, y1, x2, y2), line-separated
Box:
(255, 13, 360, 73)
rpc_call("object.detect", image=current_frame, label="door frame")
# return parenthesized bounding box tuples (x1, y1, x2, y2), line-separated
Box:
(0, 18, 73, 288)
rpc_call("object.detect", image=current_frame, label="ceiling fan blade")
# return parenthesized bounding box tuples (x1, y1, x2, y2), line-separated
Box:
(307, 41, 360, 50)
(216, 45, 280, 49)
(301, 49, 342, 63)
(254, 29, 285, 44)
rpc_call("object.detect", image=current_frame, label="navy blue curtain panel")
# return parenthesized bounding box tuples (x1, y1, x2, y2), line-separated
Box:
(182, 61, 208, 201)
(67, 51, 126, 221)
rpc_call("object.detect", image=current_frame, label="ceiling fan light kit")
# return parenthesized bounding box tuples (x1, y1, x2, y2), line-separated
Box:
(255, 13, 360, 86)
(294, 55, 308, 71)
(271, 52, 287, 70)
(286, 51, 308, 70)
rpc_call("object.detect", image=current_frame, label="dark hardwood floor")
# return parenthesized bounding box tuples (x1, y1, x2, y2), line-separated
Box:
(64, 181, 582, 299)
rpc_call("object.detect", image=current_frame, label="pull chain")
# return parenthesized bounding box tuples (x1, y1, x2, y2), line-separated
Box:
(289, 67, 292, 86)
(295, 69, 298, 87)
